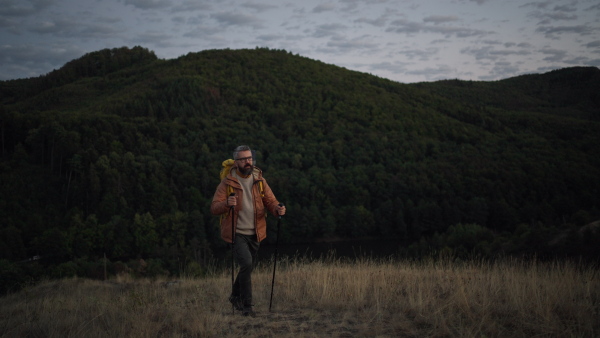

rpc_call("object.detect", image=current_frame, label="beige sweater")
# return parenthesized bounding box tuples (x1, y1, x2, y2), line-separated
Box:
(233, 170, 255, 236)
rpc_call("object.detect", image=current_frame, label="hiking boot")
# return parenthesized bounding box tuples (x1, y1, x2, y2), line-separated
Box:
(228, 295, 243, 311)
(242, 305, 256, 317)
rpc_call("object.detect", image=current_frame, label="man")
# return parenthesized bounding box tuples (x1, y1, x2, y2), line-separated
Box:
(210, 145, 286, 317)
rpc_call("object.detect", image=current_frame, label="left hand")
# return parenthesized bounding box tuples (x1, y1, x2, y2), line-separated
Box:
(276, 204, 286, 216)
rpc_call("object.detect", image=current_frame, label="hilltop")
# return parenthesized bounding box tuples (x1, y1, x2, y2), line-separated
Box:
(418, 67, 600, 120)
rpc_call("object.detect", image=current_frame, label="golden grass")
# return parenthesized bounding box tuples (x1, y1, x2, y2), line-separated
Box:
(1, 257, 598, 337)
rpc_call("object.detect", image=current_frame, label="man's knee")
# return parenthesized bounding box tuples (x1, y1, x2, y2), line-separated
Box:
(238, 258, 254, 271)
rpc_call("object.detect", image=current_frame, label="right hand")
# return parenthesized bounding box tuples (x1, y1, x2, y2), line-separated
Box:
(227, 194, 237, 206)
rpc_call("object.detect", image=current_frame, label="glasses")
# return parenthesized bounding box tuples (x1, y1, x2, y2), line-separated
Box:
(235, 156, 253, 163)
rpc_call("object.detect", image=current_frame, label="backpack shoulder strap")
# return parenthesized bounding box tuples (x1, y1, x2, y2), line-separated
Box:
(258, 180, 265, 198)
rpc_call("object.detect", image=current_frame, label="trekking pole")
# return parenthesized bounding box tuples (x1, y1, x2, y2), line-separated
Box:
(269, 203, 284, 312)
(229, 193, 236, 315)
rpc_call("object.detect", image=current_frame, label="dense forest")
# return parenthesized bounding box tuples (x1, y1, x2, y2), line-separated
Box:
(1, 46, 599, 291)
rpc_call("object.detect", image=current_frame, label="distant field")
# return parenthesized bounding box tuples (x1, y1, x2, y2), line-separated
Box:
(1, 257, 598, 337)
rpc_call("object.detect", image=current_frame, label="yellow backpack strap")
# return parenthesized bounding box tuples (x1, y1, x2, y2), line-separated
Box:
(258, 180, 264, 198)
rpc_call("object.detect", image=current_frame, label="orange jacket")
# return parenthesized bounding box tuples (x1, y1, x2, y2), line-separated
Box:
(210, 165, 280, 243)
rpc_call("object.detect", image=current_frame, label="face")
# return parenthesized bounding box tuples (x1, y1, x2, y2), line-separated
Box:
(235, 150, 253, 175)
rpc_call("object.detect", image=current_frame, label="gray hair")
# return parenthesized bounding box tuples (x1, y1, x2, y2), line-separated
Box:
(233, 145, 251, 159)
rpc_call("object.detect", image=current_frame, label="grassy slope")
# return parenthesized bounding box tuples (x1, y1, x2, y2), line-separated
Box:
(1, 257, 597, 337)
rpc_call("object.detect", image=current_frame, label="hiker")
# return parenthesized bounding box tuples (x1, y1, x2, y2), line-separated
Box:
(210, 145, 286, 317)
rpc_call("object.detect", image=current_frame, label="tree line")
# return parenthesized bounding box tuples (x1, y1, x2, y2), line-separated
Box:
(1, 47, 599, 292)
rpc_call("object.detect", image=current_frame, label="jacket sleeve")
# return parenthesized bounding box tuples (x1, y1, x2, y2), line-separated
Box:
(261, 178, 281, 217)
(210, 180, 230, 216)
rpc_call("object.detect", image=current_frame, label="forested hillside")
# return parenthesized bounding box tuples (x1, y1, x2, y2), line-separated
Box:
(1, 46, 599, 288)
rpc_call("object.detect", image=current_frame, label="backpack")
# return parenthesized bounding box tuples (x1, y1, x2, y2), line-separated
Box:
(219, 159, 234, 227)
(220, 159, 235, 182)
(219, 158, 265, 197)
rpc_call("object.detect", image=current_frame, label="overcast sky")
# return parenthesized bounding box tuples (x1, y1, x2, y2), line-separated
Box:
(1, 0, 599, 83)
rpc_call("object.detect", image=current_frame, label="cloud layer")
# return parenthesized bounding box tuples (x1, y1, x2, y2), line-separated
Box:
(1, 0, 599, 82)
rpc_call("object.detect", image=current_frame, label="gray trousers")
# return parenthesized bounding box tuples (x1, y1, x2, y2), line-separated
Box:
(232, 234, 260, 306)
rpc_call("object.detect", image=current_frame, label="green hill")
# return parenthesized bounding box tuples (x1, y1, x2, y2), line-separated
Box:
(1, 46, 599, 286)
(416, 66, 600, 120)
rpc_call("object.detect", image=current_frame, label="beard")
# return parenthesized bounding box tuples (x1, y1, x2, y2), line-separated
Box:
(239, 164, 253, 176)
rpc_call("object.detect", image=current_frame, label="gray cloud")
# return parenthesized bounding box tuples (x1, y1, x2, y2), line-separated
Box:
(355, 15, 389, 27)
(211, 11, 264, 29)
(255, 34, 283, 43)
(337, 0, 391, 14)
(0, 0, 53, 17)
(540, 47, 567, 62)
(185, 14, 210, 25)
(481, 39, 503, 45)
(423, 15, 460, 25)
(520, 1, 553, 11)
(386, 19, 422, 34)
(79, 24, 124, 39)
(325, 36, 379, 52)
(517, 42, 534, 48)
(96, 16, 123, 25)
(0, 0, 54, 34)
(313, 23, 347, 38)
(537, 12, 577, 25)
(171, 16, 186, 24)
(532, 8, 579, 25)
(588, 58, 600, 67)
(460, 46, 531, 61)
(182, 24, 222, 38)
(28, 17, 123, 39)
(585, 40, 600, 49)
(586, 4, 600, 11)
(0, 43, 84, 80)
(526, 2, 582, 26)
(535, 24, 595, 38)
(133, 31, 174, 45)
(0, 16, 16, 29)
(430, 38, 450, 44)
(387, 19, 490, 38)
(484, 61, 521, 80)
(368, 61, 410, 74)
(563, 56, 592, 65)
(170, 1, 212, 13)
(552, 4, 577, 13)
(399, 47, 440, 61)
(500, 41, 534, 50)
(123, 0, 172, 10)
(405, 64, 455, 81)
(242, 2, 277, 12)
(0, 44, 72, 64)
(312, 3, 336, 13)
(28, 18, 78, 34)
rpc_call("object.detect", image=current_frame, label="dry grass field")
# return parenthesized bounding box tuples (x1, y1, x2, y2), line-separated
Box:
(1, 256, 598, 337)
